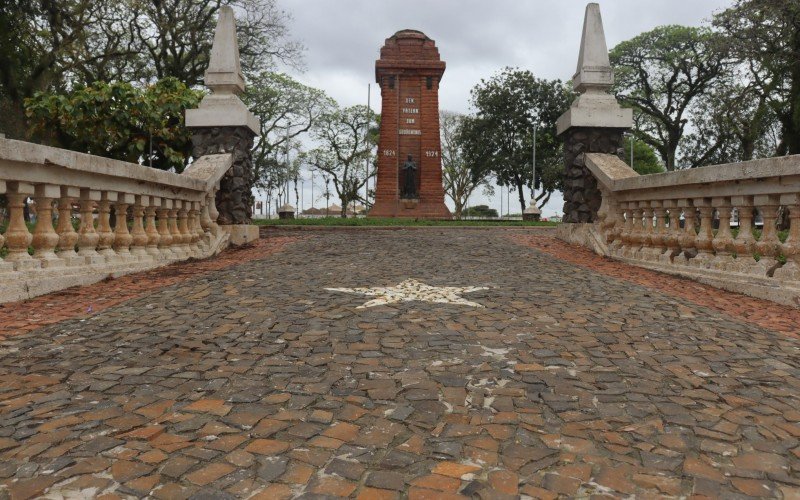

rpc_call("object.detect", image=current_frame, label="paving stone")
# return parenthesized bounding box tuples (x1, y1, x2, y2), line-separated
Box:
(2, 229, 800, 498)
(365, 470, 406, 490)
(325, 458, 366, 481)
(184, 463, 235, 486)
(256, 456, 288, 482)
(244, 439, 290, 456)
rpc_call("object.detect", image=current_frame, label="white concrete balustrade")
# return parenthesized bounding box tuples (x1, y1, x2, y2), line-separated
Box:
(558, 153, 800, 306)
(0, 137, 235, 303)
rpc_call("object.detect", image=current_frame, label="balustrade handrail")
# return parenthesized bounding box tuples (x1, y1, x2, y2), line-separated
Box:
(586, 153, 800, 201)
(573, 152, 800, 307)
(0, 138, 231, 201)
(0, 137, 235, 304)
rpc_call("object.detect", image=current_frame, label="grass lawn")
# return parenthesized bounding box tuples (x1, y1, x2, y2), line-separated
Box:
(254, 217, 559, 227)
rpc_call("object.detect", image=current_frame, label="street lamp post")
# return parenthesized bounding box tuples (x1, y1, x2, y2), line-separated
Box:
(532, 124, 537, 199)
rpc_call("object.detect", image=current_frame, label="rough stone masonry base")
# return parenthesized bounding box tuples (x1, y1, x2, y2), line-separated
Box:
(562, 127, 626, 223)
(221, 224, 260, 246)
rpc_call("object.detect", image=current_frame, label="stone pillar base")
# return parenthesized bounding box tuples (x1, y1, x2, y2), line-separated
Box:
(561, 127, 626, 223)
(221, 224, 259, 246)
(368, 200, 452, 219)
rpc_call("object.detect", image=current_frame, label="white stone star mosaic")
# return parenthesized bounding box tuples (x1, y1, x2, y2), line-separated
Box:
(326, 278, 489, 309)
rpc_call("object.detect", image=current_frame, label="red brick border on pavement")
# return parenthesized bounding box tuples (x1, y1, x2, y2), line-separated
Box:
(0, 236, 298, 338)
(510, 233, 800, 338)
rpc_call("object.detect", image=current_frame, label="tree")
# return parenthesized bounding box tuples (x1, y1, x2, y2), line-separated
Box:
(610, 25, 727, 170)
(305, 105, 375, 218)
(460, 68, 572, 214)
(25, 78, 202, 171)
(463, 204, 498, 218)
(680, 74, 778, 166)
(713, 0, 800, 155)
(0, 1, 132, 138)
(244, 72, 333, 192)
(0, 0, 302, 139)
(623, 137, 665, 175)
(440, 110, 491, 219)
(128, 0, 303, 85)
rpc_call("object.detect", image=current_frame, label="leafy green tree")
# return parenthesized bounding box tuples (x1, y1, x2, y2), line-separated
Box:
(304, 104, 375, 218)
(25, 78, 202, 171)
(463, 204, 498, 218)
(0, 0, 301, 139)
(440, 110, 492, 219)
(680, 74, 778, 166)
(460, 68, 572, 214)
(623, 137, 665, 175)
(128, 0, 303, 85)
(610, 25, 727, 170)
(713, 0, 800, 155)
(244, 72, 334, 193)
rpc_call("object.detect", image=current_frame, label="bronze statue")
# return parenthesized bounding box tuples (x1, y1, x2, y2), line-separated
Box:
(401, 155, 418, 198)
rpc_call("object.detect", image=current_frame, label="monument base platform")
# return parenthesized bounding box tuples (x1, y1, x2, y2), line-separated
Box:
(368, 199, 452, 219)
(221, 224, 259, 246)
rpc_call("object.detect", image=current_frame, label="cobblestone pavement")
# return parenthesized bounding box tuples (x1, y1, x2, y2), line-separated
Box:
(1, 229, 799, 500)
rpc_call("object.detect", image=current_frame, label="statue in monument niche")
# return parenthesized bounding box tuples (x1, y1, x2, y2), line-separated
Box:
(401, 155, 418, 199)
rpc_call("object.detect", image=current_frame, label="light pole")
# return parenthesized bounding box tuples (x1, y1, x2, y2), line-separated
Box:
(532, 124, 537, 200)
(499, 184, 503, 220)
(630, 134, 635, 170)
(365, 83, 371, 211)
(285, 122, 291, 207)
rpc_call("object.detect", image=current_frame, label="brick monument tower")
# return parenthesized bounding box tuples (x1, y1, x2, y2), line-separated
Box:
(369, 30, 451, 219)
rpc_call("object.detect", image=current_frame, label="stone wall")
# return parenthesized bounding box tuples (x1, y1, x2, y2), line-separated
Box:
(191, 126, 255, 225)
(562, 127, 625, 223)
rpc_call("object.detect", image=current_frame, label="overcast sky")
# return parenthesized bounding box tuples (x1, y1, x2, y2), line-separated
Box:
(262, 0, 733, 217)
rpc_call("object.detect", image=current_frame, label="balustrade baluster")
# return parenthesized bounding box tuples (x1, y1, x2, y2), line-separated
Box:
(711, 197, 734, 270)
(157, 200, 175, 260)
(169, 201, 186, 259)
(608, 204, 626, 253)
(661, 200, 681, 264)
(692, 198, 715, 268)
(621, 205, 639, 259)
(56, 186, 82, 265)
(637, 201, 654, 260)
(177, 203, 192, 256)
(754, 195, 781, 259)
(113, 194, 134, 261)
(130, 195, 150, 260)
(97, 191, 118, 263)
(189, 201, 204, 254)
(208, 189, 221, 237)
(200, 196, 213, 237)
(731, 195, 756, 266)
(775, 194, 800, 280)
(31, 184, 63, 268)
(647, 202, 667, 261)
(616, 203, 634, 257)
(677, 199, 696, 264)
(5, 182, 36, 269)
(77, 188, 102, 264)
(145, 196, 161, 258)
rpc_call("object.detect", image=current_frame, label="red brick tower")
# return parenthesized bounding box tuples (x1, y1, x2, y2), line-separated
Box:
(369, 30, 451, 219)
